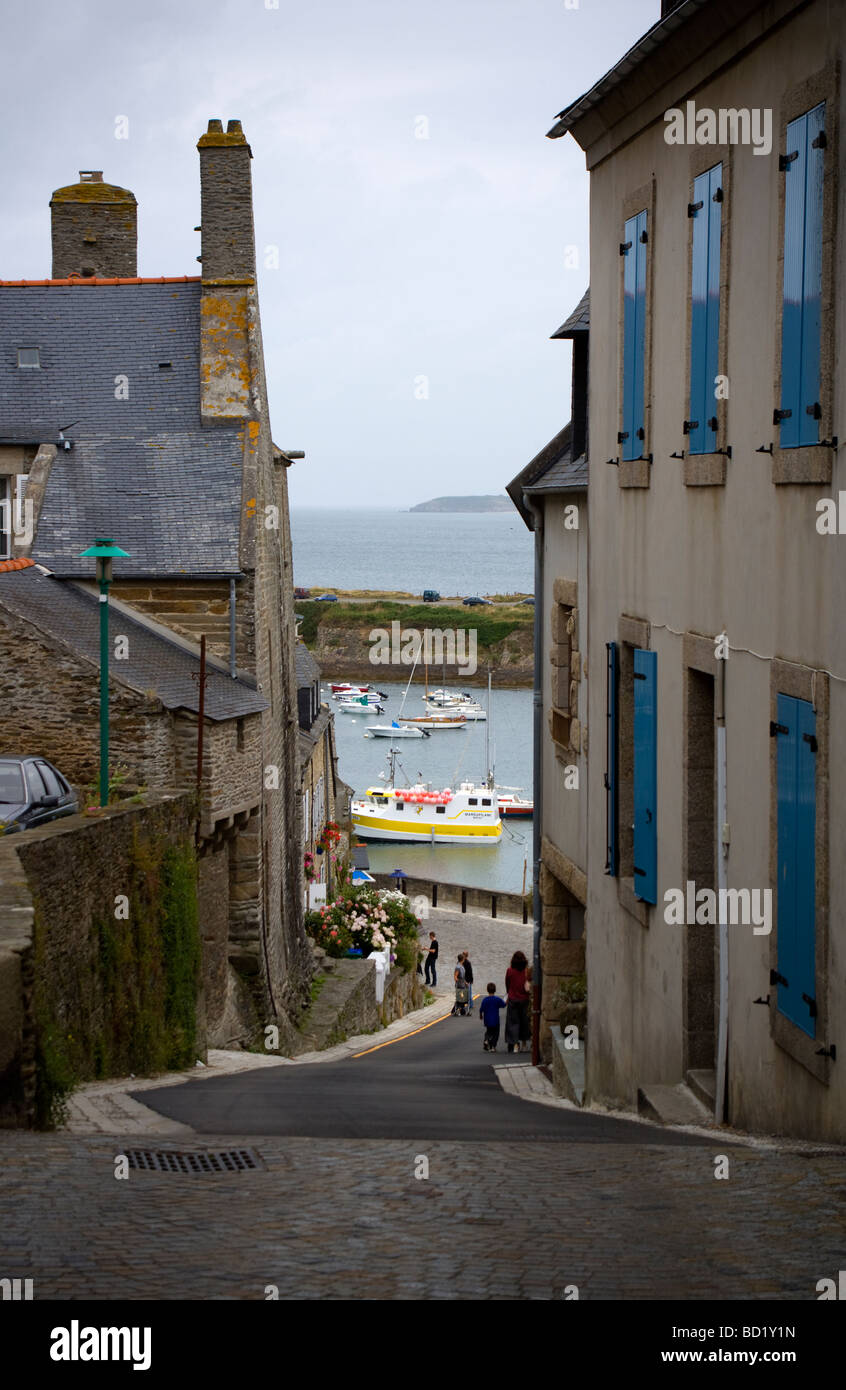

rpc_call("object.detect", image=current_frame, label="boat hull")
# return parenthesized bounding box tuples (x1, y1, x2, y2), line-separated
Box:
(351, 816, 501, 845)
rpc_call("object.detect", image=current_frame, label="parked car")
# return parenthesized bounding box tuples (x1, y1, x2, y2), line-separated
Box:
(521, 597, 535, 606)
(0, 756, 78, 834)
(293, 586, 310, 600)
(463, 596, 493, 606)
(315, 593, 339, 602)
(422, 589, 440, 603)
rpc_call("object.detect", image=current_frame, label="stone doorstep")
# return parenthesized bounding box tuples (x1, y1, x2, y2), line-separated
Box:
(59, 990, 455, 1135)
(637, 1082, 714, 1128)
(493, 1062, 578, 1112)
(549, 1023, 584, 1107)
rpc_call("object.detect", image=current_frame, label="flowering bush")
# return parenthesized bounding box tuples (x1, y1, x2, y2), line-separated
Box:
(303, 852, 317, 884)
(305, 886, 422, 973)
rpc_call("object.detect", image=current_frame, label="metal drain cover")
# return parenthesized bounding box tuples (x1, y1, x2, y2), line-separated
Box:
(124, 1148, 264, 1174)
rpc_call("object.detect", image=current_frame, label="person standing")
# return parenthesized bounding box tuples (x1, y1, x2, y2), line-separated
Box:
(452, 953, 468, 1016)
(424, 930, 439, 986)
(462, 949, 474, 1015)
(480, 983, 506, 1052)
(504, 950, 532, 1053)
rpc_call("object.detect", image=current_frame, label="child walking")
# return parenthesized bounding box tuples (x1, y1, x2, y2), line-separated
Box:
(479, 982, 506, 1052)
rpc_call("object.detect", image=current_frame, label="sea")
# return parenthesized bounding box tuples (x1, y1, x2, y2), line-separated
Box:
(327, 676, 534, 897)
(291, 508, 533, 596)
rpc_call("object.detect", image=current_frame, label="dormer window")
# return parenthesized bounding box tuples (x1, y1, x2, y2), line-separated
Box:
(17, 348, 40, 369)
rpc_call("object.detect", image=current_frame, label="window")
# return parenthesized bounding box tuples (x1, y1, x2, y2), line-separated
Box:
(550, 590, 578, 754)
(778, 103, 825, 449)
(436, 806, 445, 815)
(25, 764, 46, 800)
(16, 348, 40, 368)
(0, 477, 9, 559)
(605, 642, 618, 876)
(482, 798, 491, 807)
(621, 210, 648, 461)
(396, 802, 404, 811)
(687, 163, 722, 455)
(774, 694, 816, 1037)
(36, 762, 61, 798)
(468, 798, 478, 806)
(633, 649, 657, 905)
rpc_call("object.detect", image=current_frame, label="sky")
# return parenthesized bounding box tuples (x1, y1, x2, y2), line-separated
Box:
(2, 0, 658, 508)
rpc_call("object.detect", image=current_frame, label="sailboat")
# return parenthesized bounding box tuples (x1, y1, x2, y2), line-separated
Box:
(401, 660, 468, 731)
(477, 672, 534, 815)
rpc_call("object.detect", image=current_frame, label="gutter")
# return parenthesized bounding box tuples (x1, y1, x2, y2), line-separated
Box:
(526, 496, 544, 1066)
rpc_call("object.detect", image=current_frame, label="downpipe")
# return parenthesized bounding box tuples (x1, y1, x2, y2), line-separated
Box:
(715, 658, 729, 1122)
(527, 497, 544, 1066)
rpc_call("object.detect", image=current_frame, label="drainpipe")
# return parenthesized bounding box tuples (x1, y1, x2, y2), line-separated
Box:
(229, 578, 237, 677)
(715, 657, 729, 1122)
(526, 496, 544, 1066)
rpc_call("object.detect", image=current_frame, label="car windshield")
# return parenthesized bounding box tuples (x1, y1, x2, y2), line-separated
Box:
(0, 762, 25, 803)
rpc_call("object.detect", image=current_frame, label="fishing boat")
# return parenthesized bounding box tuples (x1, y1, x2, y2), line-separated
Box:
(351, 751, 501, 845)
(366, 721, 430, 739)
(340, 698, 385, 715)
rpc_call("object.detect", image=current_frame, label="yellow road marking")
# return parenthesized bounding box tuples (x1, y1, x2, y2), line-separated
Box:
(352, 993, 478, 1057)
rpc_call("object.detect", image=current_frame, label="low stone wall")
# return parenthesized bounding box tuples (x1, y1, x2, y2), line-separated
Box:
(294, 953, 424, 1053)
(0, 792, 203, 1128)
(371, 873, 530, 924)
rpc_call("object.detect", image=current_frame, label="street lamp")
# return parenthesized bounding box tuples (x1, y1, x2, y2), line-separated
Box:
(79, 537, 130, 807)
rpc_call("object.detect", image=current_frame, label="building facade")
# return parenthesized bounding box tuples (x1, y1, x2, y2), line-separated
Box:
(0, 122, 313, 1050)
(544, 0, 845, 1140)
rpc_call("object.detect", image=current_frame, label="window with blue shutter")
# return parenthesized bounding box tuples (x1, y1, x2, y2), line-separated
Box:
(688, 163, 722, 455)
(778, 103, 825, 448)
(605, 642, 618, 876)
(775, 694, 817, 1036)
(633, 648, 657, 904)
(621, 210, 647, 461)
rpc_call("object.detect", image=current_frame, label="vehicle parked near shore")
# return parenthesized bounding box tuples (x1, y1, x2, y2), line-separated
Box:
(0, 756, 78, 834)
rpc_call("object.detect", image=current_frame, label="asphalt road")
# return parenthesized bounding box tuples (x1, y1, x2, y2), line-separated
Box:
(134, 996, 720, 1146)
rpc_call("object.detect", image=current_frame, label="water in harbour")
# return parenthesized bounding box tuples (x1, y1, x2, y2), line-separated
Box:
(328, 676, 533, 896)
(292, 508, 533, 597)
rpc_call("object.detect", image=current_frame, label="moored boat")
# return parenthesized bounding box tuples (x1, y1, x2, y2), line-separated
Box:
(351, 752, 501, 845)
(366, 722, 430, 739)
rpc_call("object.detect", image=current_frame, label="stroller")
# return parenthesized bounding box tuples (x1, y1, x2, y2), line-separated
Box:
(452, 983, 470, 1016)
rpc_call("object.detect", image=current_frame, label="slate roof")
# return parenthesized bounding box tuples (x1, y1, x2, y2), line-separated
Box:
(0, 281, 244, 577)
(507, 423, 579, 529)
(0, 565, 266, 721)
(295, 642, 321, 688)
(546, 0, 709, 140)
(551, 287, 590, 339)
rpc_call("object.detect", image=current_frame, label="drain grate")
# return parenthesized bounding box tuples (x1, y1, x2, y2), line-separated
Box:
(125, 1148, 264, 1174)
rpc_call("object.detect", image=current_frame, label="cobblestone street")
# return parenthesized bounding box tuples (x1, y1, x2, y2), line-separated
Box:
(1, 1130, 844, 1299)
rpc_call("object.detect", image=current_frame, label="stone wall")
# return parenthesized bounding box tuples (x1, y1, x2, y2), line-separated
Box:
(0, 792, 202, 1128)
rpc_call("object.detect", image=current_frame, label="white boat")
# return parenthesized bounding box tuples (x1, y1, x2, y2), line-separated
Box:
(424, 700, 486, 720)
(366, 722, 430, 739)
(341, 700, 385, 715)
(351, 753, 501, 846)
(496, 790, 534, 818)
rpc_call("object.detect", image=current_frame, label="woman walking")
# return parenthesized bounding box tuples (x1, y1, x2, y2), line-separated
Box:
(505, 950, 532, 1053)
(452, 953, 469, 1016)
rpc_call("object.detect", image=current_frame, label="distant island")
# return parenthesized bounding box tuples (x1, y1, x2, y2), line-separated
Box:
(410, 495, 512, 514)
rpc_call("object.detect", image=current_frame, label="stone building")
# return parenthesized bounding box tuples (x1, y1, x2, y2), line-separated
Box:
(295, 642, 346, 905)
(507, 292, 589, 1058)
(537, 0, 846, 1141)
(0, 120, 313, 1049)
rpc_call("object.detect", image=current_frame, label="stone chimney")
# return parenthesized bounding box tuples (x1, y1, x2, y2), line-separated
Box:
(196, 120, 256, 282)
(50, 171, 137, 279)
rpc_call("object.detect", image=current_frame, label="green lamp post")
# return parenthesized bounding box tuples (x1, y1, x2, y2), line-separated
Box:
(79, 538, 130, 807)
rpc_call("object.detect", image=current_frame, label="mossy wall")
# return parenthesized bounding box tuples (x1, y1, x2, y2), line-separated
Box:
(8, 792, 202, 1127)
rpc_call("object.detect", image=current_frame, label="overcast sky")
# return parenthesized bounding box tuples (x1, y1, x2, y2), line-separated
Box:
(3, 0, 657, 508)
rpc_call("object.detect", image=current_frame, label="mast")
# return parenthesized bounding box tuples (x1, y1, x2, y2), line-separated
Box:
(485, 668, 494, 788)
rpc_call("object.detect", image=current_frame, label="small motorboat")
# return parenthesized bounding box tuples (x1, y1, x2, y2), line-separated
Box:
(366, 722, 431, 739)
(341, 699, 384, 715)
(496, 790, 534, 817)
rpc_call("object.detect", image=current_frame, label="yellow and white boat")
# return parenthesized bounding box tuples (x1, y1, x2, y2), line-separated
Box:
(351, 755, 501, 845)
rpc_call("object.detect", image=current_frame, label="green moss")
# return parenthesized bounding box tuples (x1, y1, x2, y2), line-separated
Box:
(31, 825, 202, 1128)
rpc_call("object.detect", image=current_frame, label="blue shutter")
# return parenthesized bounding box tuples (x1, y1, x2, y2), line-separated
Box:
(779, 103, 825, 449)
(633, 648, 657, 904)
(622, 210, 647, 461)
(688, 164, 723, 455)
(605, 642, 618, 875)
(775, 694, 816, 1036)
